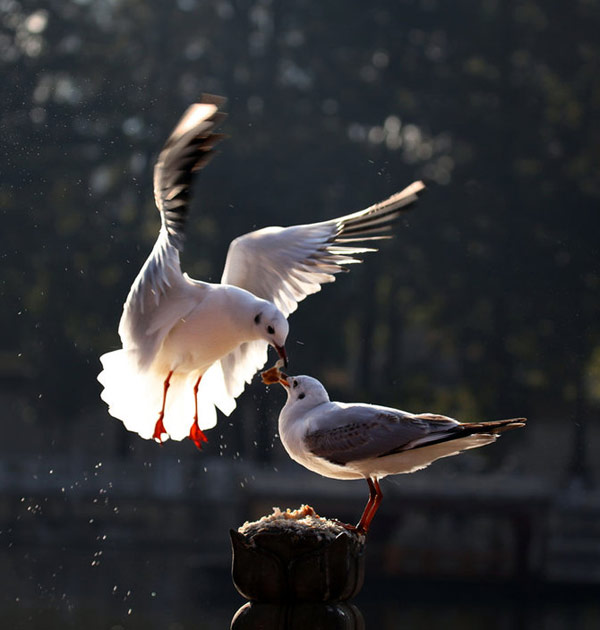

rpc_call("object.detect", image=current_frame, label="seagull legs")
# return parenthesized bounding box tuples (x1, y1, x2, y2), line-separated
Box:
(355, 477, 383, 534)
(152, 371, 208, 449)
(153, 370, 173, 443)
(189, 375, 208, 449)
(334, 477, 383, 536)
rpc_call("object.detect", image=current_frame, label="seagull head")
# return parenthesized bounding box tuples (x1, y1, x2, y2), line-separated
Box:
(280, 374, 330, 408)
(254, 302, 289, 367)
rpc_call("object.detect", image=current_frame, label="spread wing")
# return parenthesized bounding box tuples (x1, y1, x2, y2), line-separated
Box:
(117, 96, 227, 368)
(304, 405, 459, 466)
(220, 181, 425, 317)
(152, 95, 227, 251)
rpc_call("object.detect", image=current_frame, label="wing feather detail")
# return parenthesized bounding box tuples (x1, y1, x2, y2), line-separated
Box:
(117, 97, 226, 368)
(153, 95, 227, 251)
(304, 405, 451, 465)
(221, 181, 425, 317)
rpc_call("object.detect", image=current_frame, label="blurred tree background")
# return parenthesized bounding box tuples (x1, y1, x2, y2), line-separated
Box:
(1, 0, 599, 466)
(3, 2, 600, 627)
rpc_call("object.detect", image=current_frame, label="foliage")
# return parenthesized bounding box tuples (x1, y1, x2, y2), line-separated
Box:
(1, 0, 599, 450)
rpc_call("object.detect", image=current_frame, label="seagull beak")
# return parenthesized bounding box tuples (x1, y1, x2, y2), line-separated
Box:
(274, 344, 288, 368)
(278, 372, 290, 388)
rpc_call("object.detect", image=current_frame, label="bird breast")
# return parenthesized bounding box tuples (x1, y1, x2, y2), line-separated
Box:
(154, 292, 250, 373)
(279, 410, 362, 481)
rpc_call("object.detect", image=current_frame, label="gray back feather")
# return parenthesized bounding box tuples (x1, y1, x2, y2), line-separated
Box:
(304, 405, 457, 465)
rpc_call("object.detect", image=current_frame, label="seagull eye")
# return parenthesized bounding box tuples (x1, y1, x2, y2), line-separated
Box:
(293, 380, 298, 388)
(267, 325, 275, 335)
(254, 314, 262, 324)
(298, 393, 305, 400)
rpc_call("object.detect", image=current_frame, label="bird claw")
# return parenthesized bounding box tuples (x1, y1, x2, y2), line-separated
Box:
(189, 422, 208, 450)
(153, 417, 168, 443)
(330, 518, 366, 536)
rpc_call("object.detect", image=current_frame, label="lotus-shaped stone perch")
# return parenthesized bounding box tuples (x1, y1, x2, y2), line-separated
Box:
(230, 505, 365, 603)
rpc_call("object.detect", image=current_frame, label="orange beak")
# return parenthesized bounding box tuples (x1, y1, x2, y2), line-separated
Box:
(275, 344, 288, 368)
(278, 372, 290, 388)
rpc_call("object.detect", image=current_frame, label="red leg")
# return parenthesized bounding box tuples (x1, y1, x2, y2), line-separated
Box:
(355, 478, 377, 533)
(355, 477, 383, 534)
(368, 478, 384, 527)
(189, 375, 208, 449)
(153, 370, 173, 443)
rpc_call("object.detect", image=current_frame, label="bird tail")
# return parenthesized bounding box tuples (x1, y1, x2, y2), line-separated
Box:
(401, 417, 526, 453)
(372, 416, 526, 476)
(98, 349, 162, 440)
(97, 349, 218, 442)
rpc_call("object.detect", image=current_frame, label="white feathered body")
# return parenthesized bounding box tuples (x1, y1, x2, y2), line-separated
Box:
(99, 283, 271, 441)
(152, 284, 260, 373)
(97, 96, 426, 446)
(277, 376, 524, 482)
(279, 399, 494, 481)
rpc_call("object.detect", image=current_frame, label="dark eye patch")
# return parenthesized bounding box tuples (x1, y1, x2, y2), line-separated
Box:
(293, 380, 298, 388)
(267, 325, 275, 334)
(298, 393, 305, 400)
(254, 314, 261, 324)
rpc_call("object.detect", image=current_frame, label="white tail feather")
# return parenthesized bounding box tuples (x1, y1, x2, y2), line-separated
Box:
(98, 349, 229, 441)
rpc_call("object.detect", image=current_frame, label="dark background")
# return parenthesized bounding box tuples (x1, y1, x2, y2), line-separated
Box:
(1, 0, 599, 628)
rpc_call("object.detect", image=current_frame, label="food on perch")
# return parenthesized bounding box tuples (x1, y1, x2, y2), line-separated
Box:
(238, 505, 347, 541)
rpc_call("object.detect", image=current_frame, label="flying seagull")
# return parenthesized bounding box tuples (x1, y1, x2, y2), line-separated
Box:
(264, 368, 526, 534)
(98, 95, 425, 448)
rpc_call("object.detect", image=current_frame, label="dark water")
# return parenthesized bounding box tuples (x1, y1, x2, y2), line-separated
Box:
(3, 544, 600, 630)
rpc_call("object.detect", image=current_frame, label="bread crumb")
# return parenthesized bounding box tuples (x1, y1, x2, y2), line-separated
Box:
(238, 505, 348, 541)
(261, 365, 283, 385)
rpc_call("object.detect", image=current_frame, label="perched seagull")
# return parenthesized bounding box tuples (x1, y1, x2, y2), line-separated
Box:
(98, 95, 426, 448)
(264, 369, 526, 534)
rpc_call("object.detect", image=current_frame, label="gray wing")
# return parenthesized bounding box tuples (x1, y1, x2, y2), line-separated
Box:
(304, 405, 459, 466)
(221, 181, 425, 317)
(118, 97, 226, 367)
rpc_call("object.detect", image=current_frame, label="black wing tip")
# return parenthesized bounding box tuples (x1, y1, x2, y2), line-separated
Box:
(489, 417, 527, 433)
(410, 180, 426, 194)
(377, 416, 526, 459)
(163, 97, 228, 150)
(458, 417, 528, 436)
(198, 93, 227, 107)
(154, 95, 229, 252)
(337, 180, 427, 236)
(372, 180, 427, 213)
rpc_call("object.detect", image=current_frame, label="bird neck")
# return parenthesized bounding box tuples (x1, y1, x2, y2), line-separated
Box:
(221, 285, 266, 338)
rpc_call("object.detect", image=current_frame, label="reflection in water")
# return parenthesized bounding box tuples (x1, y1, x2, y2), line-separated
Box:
(231, 601, 364, 629)
(3, 545, 600, 629)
